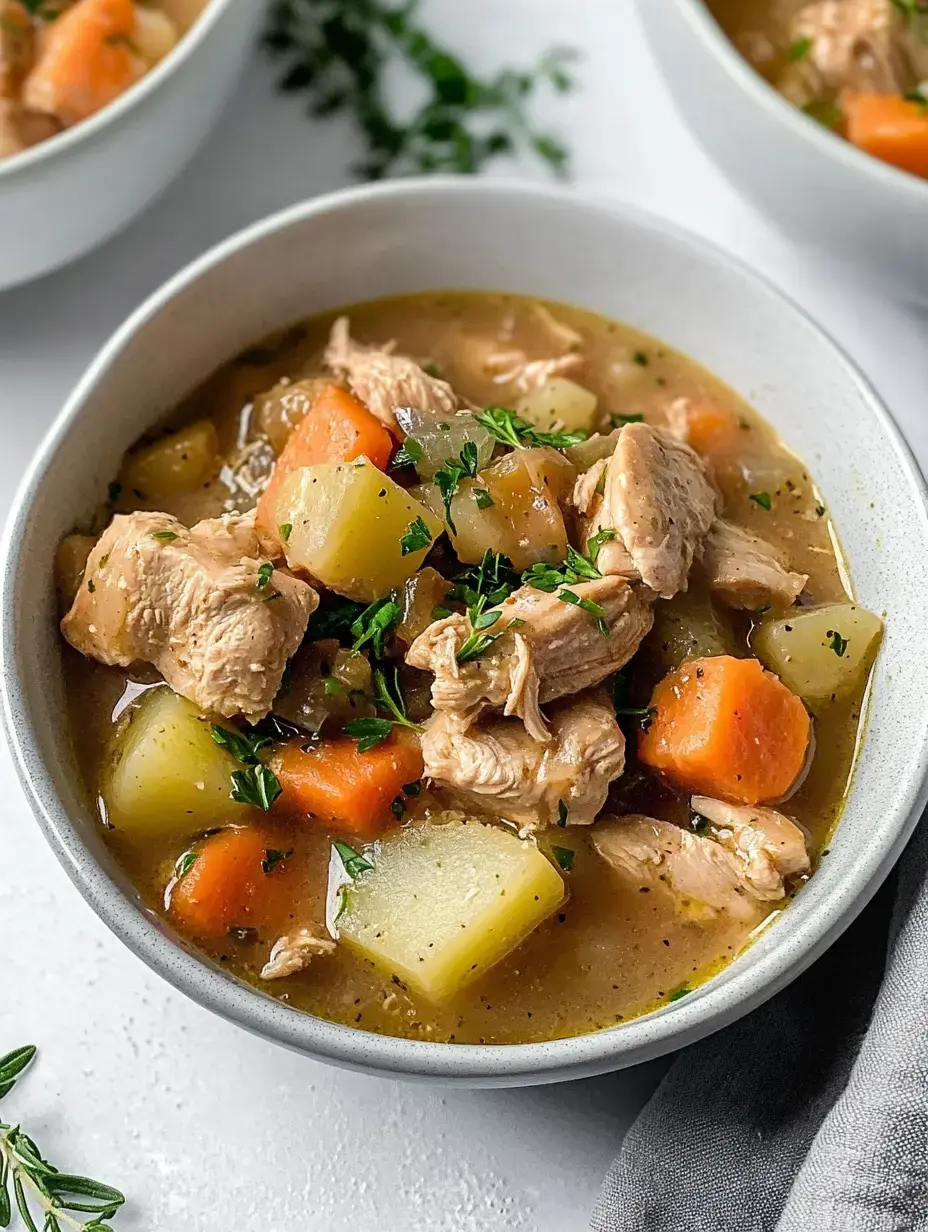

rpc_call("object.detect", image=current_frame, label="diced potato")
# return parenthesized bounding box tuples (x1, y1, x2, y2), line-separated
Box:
(396, 567, 452, 644)
(276, 460, 443, 602)
(273, 639, 374, 732)
(133, 5, 179, 64)
(120, 420, 218, 498)
(394, 408, 494, 480)
(648, 584, 738, 671)
(517, 377, 599, 435)
(55, 533, 96, 609)
(752, 602, 883, 703)
(434, 446, 575, 571)
(339, 819, 565, 1003)
(102, 686, 249, 836)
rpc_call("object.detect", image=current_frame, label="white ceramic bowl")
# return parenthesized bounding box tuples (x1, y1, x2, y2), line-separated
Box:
(0, 0, 259, 291)
(3, 180, 928, 1086)
(639, 0, 928, 303)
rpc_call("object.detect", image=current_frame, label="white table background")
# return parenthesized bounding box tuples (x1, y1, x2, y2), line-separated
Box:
(1, 2, 926, 1229)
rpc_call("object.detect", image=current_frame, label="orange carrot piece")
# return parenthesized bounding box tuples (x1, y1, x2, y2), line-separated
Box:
(275, 733, 424, 839)
(843, 92, 928, 180)
(256, 383, 394, 549)
(638, 655, 810, 805)
(169, 825, 295, 940)
(22, 0, 139, 126)
(684, 401, 742, 457)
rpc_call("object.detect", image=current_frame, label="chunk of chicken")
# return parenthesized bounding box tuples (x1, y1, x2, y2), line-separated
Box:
(260, 928, 336, 980)
(421, 693, 626, 831)
(592, 813, 798, 922)
(61, 510, 317, 720)
(484, 302, 585, 392)
(324, 316, 461, 433)
(406, 577, 654, 742)
(781, 0, 928, 103)
(578, 423, 719, 598)
(700, 519, 807, 611)
(691, 796, 811, 898)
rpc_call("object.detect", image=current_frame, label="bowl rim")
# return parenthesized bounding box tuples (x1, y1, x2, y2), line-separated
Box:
(4, 178, 928, 1084)
(0, 0, 236, 183)
(675, 0, 928, 201)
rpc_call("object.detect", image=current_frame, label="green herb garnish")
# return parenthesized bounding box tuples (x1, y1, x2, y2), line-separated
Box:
(150, 530, 178, 542)
(210, 724, 270, 765)
(788, 36, 812, 60)
(334, 839, 373, 879)
(552, 846, 574, 871)
(557, 800, 568, 827)
(475, 406, 587, 451)
(263, 0, 577, 180)
(611, 412, 645, 426)
(400, 514, 433, 556)
(392, 438, 425, 469)
(668, 985, 692, 1002)
(86, 580, 95, 593)
(262, 847, 294, 874)
(307, 595, 367, 642)
(342, 717, 396, 752)
(586, 527, 616, 566)
(749, 491, 772, 511)
(344, 667, 422, 749)
(434, 442, 479, 533)
(231, 765, 283, 811)
(612, 671, 655, 722)
(633, 350, 649, 366)
(279, 522, 293, 543)
(257, 562, 275, 591)
(828, 630, 848, 657)
(473, 488, 494, 509)
(350, 597, 402, 658)
(558, 587, 608, 636)
(175, 851, 199, 879)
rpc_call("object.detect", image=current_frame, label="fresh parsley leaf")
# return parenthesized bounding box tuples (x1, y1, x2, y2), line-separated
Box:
(802, 99, 843, 129)
(611, 412, 645, 426)
(393, 437, 425, 469)
(558, 587, 608, 635)
(343, 716, 395, 752)
(351, 597, 402, 658)
(749, 491, 772, 511)
(612, 672, 654, 720)
(279, 522, 293, 543)
(474, 487, 494, 508)
(450, 550, 520, 611)
(231, 764, 282, 811)
(472, 609, 501, 632)
(668, 985, 692, 1002)
(788, 35, 812, 60)
(333, 839, 373, 879)
(257, 562, 275, 590)
(455, 629, 504, 662)
(175, 851, 199, 879)
(210, 724, 271, 765)
(262, 847, 293, 874)
(150, 530, 178, 541)
(323, 676, 345, 696)
(434, 442, 480, 533)
(552, 845, 574, 871)
(372, 666, 421, 730)
(400, 514, 433, 556)
(586, 527, 616, 566)
(307, 595, 367, 642)
(828, 630, 848, 657)
(475, 406, 587, 451)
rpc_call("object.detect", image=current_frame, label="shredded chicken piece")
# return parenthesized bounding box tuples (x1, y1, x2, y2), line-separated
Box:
(406, 577, 653, 742)
(531, 302, 584, 351)
(593, 815, 781, 922)
(61, 510, 317, 720)
(324, 316, 460, 432)
(421, 693, 625, 831)
(577, 423, 719, 598)
(691, 796, 811, 898)
(484, 351, 584, 393)
(572, 458, 608, 516)
(663, 397, 691, 443)
(260, 928, 336, 980)
(700, 519, 807, 611)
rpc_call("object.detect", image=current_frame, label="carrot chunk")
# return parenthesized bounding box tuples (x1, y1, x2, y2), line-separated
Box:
(169, 825, 295, 940)
(683, 401, 742, 457)
(275, 733, 424, 840)
(843, 92, 928, 180)
(22, 0, 139, 126)
(256, 383, 393, 550)
(638, 655, 810, 804)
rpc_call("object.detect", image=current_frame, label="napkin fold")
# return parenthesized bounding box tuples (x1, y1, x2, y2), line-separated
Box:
(592, 819, 928, 1232)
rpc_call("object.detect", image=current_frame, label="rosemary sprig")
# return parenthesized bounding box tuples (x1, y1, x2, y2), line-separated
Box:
(263, 0, 577, 179)
(0, 1046, 126, 1231)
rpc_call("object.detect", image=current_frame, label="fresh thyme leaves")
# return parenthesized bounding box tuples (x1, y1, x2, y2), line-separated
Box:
(350, 597, 402, 658)
(262, 847, 293, 874)
(334, 840, 373, 879)
(150, 530, 178, 542)
(344, 668, 422, 749)
(231, 765, 283, 811)
(455, 628, 504, 663)
(400, 514, 433, 556)
(552, 846, 574, 872)
(522, 543, 605, 591)
(475, 406, 587, 451)
(586, 528, 616, 567)
(0, 1045, 126, 1231)
(257, 562, 275, 591)
(473, 488, 494, 509)
(558, 587, 608, 636)
(828, 630, 848, 657)
(448, 550, 522, 662)
(788, 35, 812, 60)
(749, 491, 772, 511)
(434, 442, 479, 533)
(210, 725, 270, 765)
(263, 0, 576, 180)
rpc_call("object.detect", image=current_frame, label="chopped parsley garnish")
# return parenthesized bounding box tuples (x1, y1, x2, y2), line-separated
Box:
(802, 100, 843, 129)
(611, 412, 645, 426)
(633, 350, 649, 366)
(612, 671, 655, 721)
(474, 487, 494, 509)
(257, 562, 275, 590)
(400, 514, 434, 556)
(175, 851, 199, 879)
(333, 840, 373, 879)
(262, 847, 293, 874)
(520, 545, 610, 636)
(210, 724, 271, 765)
(87, 579, 95, 593)
(815, 503, 826, 518)
(434, 441, 479, 533)
(432, 604, 454, 620)
(150, 530, 178, 541)
(557, 800, 568, 827)
(342, 716, 396, 752)
(306, 595, 367, 642)
(392, 437, 424, 469)
(279, 522, 293, 543)
(828, 630, 848, 657)
(788, 36, 812, 61)
(552, 846, 574, 871)
(350, 597, 402, 659)
(231, 764, 283, 811)
(449, 549, 523, 662)
(668, 985, 692, 1002)
(754, 604, 772, 617)
(475, 406, 587, 451)
(455, 627, 504, 663)
(558, 587, 608, 636)
(586, 528, 616, 567)
(323, 676, 345, 696)
(749, 491, 772, 511)
(344, 667, 422, 749)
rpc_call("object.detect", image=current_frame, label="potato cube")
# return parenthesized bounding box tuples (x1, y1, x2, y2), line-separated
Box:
(339, 819, 565, 1003)
(275, 460, 443, 602)
(517, 377, 599, 434)
(752, 602, 883, 703)
(121, 420, 218, 497)
(102, 686, 249, 836)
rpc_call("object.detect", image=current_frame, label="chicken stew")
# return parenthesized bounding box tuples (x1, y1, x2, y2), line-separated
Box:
(708, 0, 928, 181)
(1, 0, 208, 161)
(57, 292, 882, 1044)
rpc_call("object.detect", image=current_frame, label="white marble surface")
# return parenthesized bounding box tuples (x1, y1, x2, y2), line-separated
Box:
(1, 2, 926, 1229)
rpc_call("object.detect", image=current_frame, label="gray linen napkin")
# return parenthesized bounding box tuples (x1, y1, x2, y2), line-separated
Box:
(592, 819, 928, 1232)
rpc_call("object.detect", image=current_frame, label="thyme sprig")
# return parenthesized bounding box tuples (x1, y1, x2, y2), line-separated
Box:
(263, 0, 577, 179)
(0, 1046, 126, 1231)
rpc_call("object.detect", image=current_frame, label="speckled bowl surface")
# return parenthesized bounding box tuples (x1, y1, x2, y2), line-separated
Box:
(3, 180, 928, 1087)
